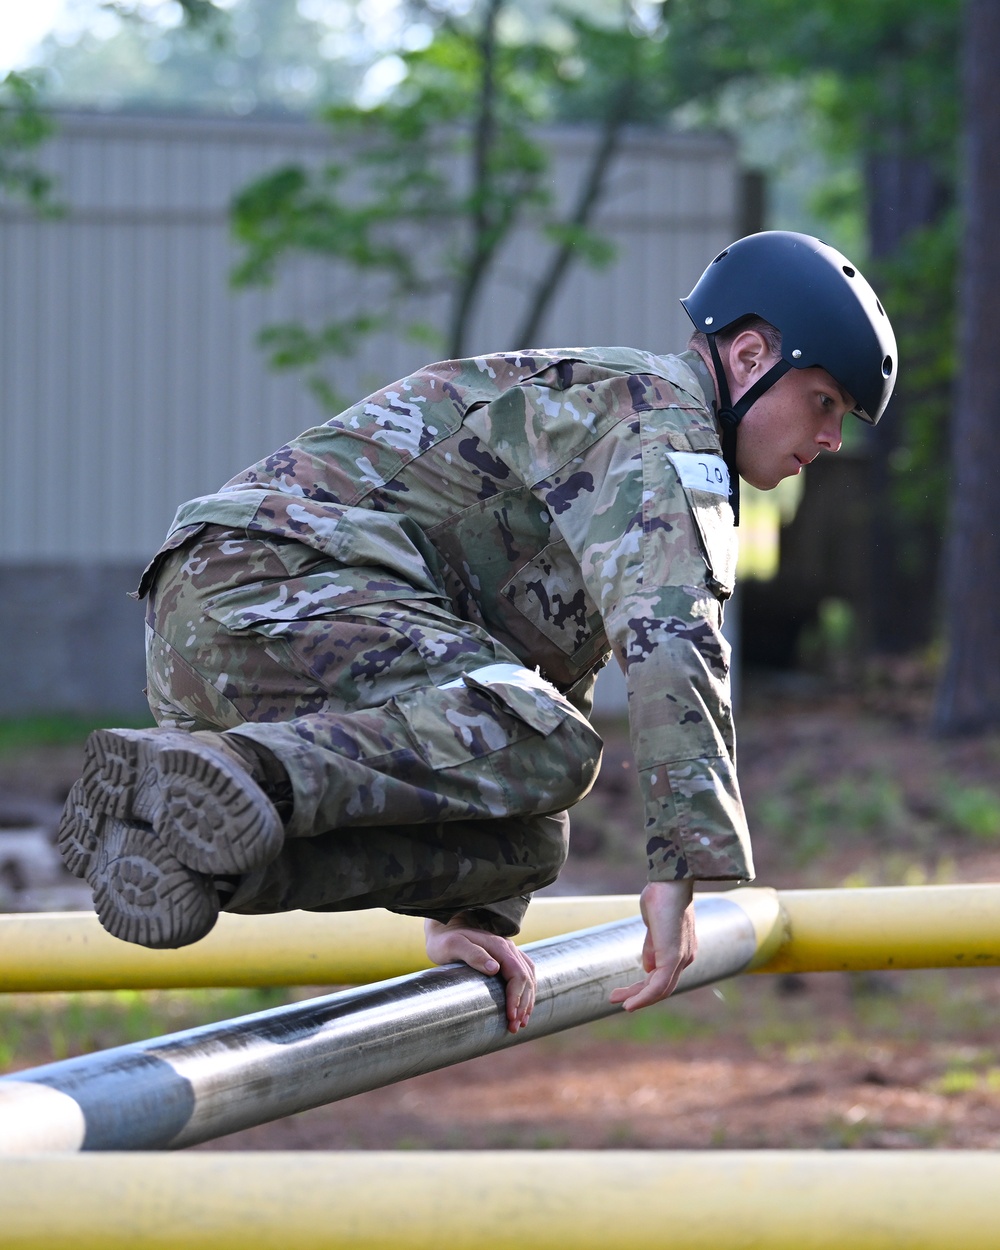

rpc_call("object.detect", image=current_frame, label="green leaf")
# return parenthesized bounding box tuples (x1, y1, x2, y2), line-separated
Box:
(0, 71, 59, 212)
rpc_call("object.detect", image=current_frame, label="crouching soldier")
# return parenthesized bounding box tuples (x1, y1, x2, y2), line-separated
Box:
(59, 231, 896, 1032)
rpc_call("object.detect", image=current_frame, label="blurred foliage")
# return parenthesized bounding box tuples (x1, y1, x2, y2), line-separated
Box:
(104, 0, 232, 53)
(28, 0, 962, 522)
(880, 213, 958, 533)
(938, 783, 1000, 842)
(667, 0, 960, 545)
(105, 0, 229, 30)
(749, 743, 1000, 869)
(797, 596, 859, 684)
(230, 2, 677, 387)
(34, 0, 361, 115)
(663, 0, 958, 167)
(756, 767, 911, 867)
(738, 478, 804, 582)
(172, 0, 228, 29)
(0, 71, 58, 211)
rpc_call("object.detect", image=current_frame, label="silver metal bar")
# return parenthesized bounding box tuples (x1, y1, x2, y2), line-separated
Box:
(0, 896, 760, 1153)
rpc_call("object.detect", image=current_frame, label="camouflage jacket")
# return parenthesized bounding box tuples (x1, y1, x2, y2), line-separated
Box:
(157, 347, 753, 882)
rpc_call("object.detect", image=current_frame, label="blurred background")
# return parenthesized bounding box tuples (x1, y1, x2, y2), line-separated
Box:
(5, 0, 1000, 1153)
(0, 0, 981, 722)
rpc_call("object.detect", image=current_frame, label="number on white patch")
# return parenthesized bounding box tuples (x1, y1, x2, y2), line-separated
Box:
(666, 452, 731, 498)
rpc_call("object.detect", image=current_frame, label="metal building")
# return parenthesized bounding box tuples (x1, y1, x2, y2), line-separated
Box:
(0, 110, 739, 715)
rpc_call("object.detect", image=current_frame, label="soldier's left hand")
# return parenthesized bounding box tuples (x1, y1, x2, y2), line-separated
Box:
(424, 916, 536, 1033)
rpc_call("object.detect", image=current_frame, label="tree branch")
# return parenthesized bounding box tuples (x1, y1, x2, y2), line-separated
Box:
(513, 71, 635, 349)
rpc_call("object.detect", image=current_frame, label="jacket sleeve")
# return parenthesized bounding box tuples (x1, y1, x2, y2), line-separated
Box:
(548, 408, 754, 883)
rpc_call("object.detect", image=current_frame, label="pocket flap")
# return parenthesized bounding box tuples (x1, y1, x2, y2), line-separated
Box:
(461, 664, 568, 737)
(133, 524, 207, 600)
(499, 540, 606, 660)
(665, 452, 737, 599)
(202, 572, 438, 633)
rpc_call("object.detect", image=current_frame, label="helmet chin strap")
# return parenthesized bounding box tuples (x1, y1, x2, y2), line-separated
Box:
(707, 334, 791, 526)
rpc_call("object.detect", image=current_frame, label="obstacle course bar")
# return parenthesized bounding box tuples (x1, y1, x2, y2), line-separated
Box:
(0, 895, 644, 991)
(2, 884, 999, 992)
(4, 1151, 1000, 1250)
(0, 893, 776, 1153)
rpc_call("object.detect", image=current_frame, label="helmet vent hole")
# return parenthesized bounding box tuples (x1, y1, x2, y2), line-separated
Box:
(876, 298, 885, 316)
(712, 250, 729, 264)
(882, 355, 893, 378)
(842, 265, 856, 278)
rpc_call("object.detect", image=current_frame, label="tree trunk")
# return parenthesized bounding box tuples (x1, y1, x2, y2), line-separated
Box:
(865, 151, 950, 654)
(513, 74, 635, 349)
(447, 0, 504, 359)
(934, 0, 1000, 733)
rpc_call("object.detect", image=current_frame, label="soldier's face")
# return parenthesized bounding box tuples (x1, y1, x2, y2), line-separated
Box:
(735, 363, 851, 490)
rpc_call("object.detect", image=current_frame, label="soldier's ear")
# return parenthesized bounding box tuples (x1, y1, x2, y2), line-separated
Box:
(728, 329, 776, 388)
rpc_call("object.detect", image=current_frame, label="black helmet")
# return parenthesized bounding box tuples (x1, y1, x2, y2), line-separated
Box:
(681, 230, 896, 424)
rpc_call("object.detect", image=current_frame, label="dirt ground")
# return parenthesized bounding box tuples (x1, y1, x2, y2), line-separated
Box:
(4, 668, 1000, 1151)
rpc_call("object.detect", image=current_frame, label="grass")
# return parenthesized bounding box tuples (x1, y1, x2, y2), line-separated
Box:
(0, 986, 296, 1071)
(755, 767, 912, 865)
(583, 1004, 716, 1045)
(559, 963, 1000, 1058)
(938, 782, 1000, 840)
(749, 757, 1000, 872)
(0, 713, 154, 758)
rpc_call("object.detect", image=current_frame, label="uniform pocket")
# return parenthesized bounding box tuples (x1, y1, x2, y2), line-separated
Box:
(394, 680, 558, 771)
(499, 539, 607, 663)
(461, 664, 569, 736)
(133, 524, 207, 600)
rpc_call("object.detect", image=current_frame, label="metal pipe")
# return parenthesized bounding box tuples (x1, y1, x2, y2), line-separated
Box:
(2, 1151, 1000, 1249)
(0, 893, 774, 1152)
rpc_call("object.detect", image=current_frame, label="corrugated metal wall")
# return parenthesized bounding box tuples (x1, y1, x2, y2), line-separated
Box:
(0, 110, 738, 713)
(2, 111, 737, 561)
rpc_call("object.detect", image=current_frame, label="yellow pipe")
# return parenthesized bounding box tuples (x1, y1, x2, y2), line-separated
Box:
(752, 883, 1000, 974)
(3, 884, 998, 993)
(0, 896, 641, 992)
(2, 1151, 1000, 1249)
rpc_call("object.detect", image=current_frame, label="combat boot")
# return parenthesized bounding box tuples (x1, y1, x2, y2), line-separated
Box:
(57, 727, 287, 950)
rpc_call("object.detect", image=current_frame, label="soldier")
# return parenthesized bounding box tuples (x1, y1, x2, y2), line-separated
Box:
(58, 231, 896, 1033)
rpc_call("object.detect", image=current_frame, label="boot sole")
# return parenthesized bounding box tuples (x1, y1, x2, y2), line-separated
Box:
(90, 816, 220, 950)
(68, 728, 283, 875)
(57, 727, 284, 949)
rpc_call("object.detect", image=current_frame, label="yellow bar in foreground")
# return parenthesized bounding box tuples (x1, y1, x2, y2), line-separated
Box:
(2, 1151, 1000, 1249)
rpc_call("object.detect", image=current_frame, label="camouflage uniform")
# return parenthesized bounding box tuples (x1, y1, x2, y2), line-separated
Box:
(137, 347, 753, 934)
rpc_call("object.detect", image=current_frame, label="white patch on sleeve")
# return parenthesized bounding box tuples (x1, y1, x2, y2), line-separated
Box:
(666, 452, 731, 498)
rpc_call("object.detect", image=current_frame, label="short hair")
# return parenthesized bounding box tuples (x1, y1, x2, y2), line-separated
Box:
(688, 315, 782, 357)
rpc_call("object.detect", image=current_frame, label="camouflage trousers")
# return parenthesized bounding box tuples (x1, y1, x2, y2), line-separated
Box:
(142, 527, 604, 935)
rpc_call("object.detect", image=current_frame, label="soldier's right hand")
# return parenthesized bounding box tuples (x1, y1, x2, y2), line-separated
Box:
(609, 879, 697, 1011)
(424, 916, 536, 1033)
